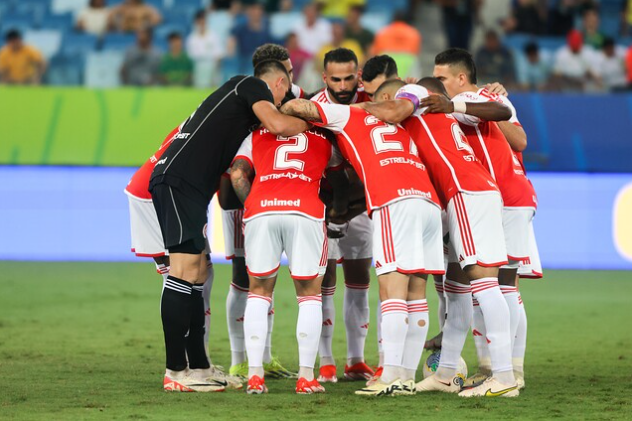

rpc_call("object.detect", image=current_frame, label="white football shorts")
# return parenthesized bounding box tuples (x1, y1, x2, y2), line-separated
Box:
(372, 198, 444, 276)
(518, 218, 543, 278)
(222, 209, 245, 259)
(244, 214, 328, 280)
(446, 192, 508, 269)
(333, 212, 373, 260)
(502, 207, 536, 269)
(126, 192, 167, 257)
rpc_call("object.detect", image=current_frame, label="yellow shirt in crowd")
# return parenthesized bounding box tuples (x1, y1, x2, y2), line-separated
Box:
(0, 45, 45, 84)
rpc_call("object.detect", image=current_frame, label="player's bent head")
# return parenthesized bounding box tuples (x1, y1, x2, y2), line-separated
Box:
(417, 77, 449, 97)
(434, 48, 477, 98)
(362, 55, 399, 100)
(252, 44, 293, 80)
(255, 59, 291, 105)
(373, 79, 405, 102)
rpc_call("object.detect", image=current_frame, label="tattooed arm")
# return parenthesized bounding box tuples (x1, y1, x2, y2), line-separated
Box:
(279, 99, 324, 122)
(230, 159, 254, 204)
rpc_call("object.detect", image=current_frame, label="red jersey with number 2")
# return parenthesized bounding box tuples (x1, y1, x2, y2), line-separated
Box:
(233, 128, 339, 221)
(452, 88, 537, 209)
(312, 102, 440, 213)
(125, 125, 181, 199)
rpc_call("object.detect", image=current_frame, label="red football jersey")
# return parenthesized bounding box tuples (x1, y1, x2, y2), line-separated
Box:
(452, 88, 537, 209)
(311, 87, 371, 105)
(312, 102, 440, 213)
(233, 128, 339, 221)
(394, 84, 499, 208)
(125, 124, 182, 199)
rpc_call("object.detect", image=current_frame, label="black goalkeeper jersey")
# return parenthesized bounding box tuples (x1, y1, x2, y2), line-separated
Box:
(150, 75, 274, 204)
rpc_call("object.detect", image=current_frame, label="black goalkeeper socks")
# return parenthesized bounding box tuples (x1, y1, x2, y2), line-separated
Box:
(161, 276, 192, 371)
(186, 284, 211, 369)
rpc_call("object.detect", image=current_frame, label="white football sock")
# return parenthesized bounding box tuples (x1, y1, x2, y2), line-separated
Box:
(203, 265, 214, 356)
(263, 295, 274, 364)
(434, 277, 446, 330)
(513, 294, 527, 377)
(244, 293, 270, 376)
(380, 299, 408, 383)
(377, 300, 384, 367)
(297, 295, 323, 376)
(472, 298, 492, 373)
(500, 285, 520, 349)
(401, 300, 429, 382)
(436, 280, 472, 381)
(471, 278, 514, 385)
(344, 282, 369, 365)
(226, 283, 248, 366)
(319, 285, 336, 367)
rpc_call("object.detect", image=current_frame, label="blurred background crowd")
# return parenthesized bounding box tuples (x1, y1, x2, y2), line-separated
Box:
(1, 0, 631, 93)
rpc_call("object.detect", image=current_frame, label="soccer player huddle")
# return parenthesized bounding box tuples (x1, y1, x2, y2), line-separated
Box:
(125, 43, 542, 398)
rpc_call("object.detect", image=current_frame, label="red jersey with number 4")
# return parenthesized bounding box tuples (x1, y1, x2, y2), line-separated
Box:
(394, 84, 499, 208)
(233, 128, 339, 221)
(312, 102, 440, 213)
(125, 125, 182, 199)
(452, 88, 537, 209)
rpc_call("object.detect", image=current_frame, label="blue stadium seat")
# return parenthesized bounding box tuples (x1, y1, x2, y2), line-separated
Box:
(171, 0, 204, 8)
(23, 30, 63, 60)
(61, 32, 99, 56)
(536, 36, 566, 52)
(46, 53, 85, 85)
(360, 12, 392, 34)
(41, 12, 75, 31)
(85, 50, 125, 87)
(102, 33, 137, 52)
(1, 16, 35, 37)
(270, 12, 301, 41)
(13, 1, 49, 26)
(154, 23, 189, 41)
(207, 11, 234, 45)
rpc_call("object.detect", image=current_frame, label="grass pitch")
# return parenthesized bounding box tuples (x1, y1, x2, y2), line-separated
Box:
(1, 262, 631, 420)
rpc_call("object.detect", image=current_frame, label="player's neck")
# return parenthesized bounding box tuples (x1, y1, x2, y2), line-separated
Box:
(463, 84, 479, 93)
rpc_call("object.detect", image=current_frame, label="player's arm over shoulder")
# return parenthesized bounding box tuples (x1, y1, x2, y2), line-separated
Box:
(450, 92, 511, 126)
(493, 95, 527, 152)
(279, 99, 324, 122)
(252, 100, 310, 136)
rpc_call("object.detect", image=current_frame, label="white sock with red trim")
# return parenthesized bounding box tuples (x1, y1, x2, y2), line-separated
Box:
(227, 283, 248, 366)
(470, 278, 514, 385)
(263, 295, 275, 364)
(377, 300, 384, 367)
(472, 298, 492, 374)
(344, 282, 369, 365)
(297, 295, 323, 381)
(380, 299, 408, 383)
(500, 285, 520, 349)
(434, 276, 446, 330)
(319, 285, 336, 367)
(513, 294, 527, 378)
(245, 293, 271, 378)
(402, 300, 429, 381)
(436, 280, 472, 380)
(203, 264, 214, 359)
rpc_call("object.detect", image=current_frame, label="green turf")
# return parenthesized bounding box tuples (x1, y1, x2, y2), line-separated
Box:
(1, 263, 631, 420)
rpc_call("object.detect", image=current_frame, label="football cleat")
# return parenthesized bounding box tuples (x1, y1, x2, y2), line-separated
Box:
(229, 362, 248, 380)
(246, 375, 268, 395)
(344, 362, 375, 381)
(515, 372, 526, 390)
(355, 378, 402, 396)
(416, 375, 462, 393)
(198, 365, 244, 390)
(317, 365, 338, 383)
(394, 379, 416, 396)
(463, 372, 489, 388)
(458, 377, 519, 398)
(366, 366, 383, 387)
(264, 357, 297, 379)
(163, 372, 226, 393)
(296, 377, 326, 394)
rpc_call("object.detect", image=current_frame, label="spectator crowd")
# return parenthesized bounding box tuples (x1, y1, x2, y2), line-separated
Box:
(1, 0, 631, 92)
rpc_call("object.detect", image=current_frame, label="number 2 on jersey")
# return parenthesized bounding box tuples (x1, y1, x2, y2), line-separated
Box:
(366, 115, 403, 154)
(273, 133, 308, 171)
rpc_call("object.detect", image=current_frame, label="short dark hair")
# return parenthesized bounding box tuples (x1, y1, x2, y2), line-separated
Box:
(524, 41, 539, 55)
(362, 55, 398, 82)
(194, 9, 206, 20)
(417, 77, 448, 96)
(5, 29, 21, 42)
(254, 59, 290, 80)
(252, 43, 290, 67)
(603, 37, 615, 48)
(374, 79, 405, 98)
(323, 48, 358, 69)
(167, 31, 182, 41)
(435, 48, 477, 84)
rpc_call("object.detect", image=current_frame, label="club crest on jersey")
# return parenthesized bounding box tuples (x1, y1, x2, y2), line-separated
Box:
(261, 198, 301, 207)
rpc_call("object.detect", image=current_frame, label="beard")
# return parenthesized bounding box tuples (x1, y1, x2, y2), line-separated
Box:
(327, 84, 358, 105)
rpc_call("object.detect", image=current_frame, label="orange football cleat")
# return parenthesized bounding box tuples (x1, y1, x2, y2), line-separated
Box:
(344, 362, 375, 381)
(246, 375, 268, 395)
(317, 364, 338, 383)
(296, 377, 326, 394)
